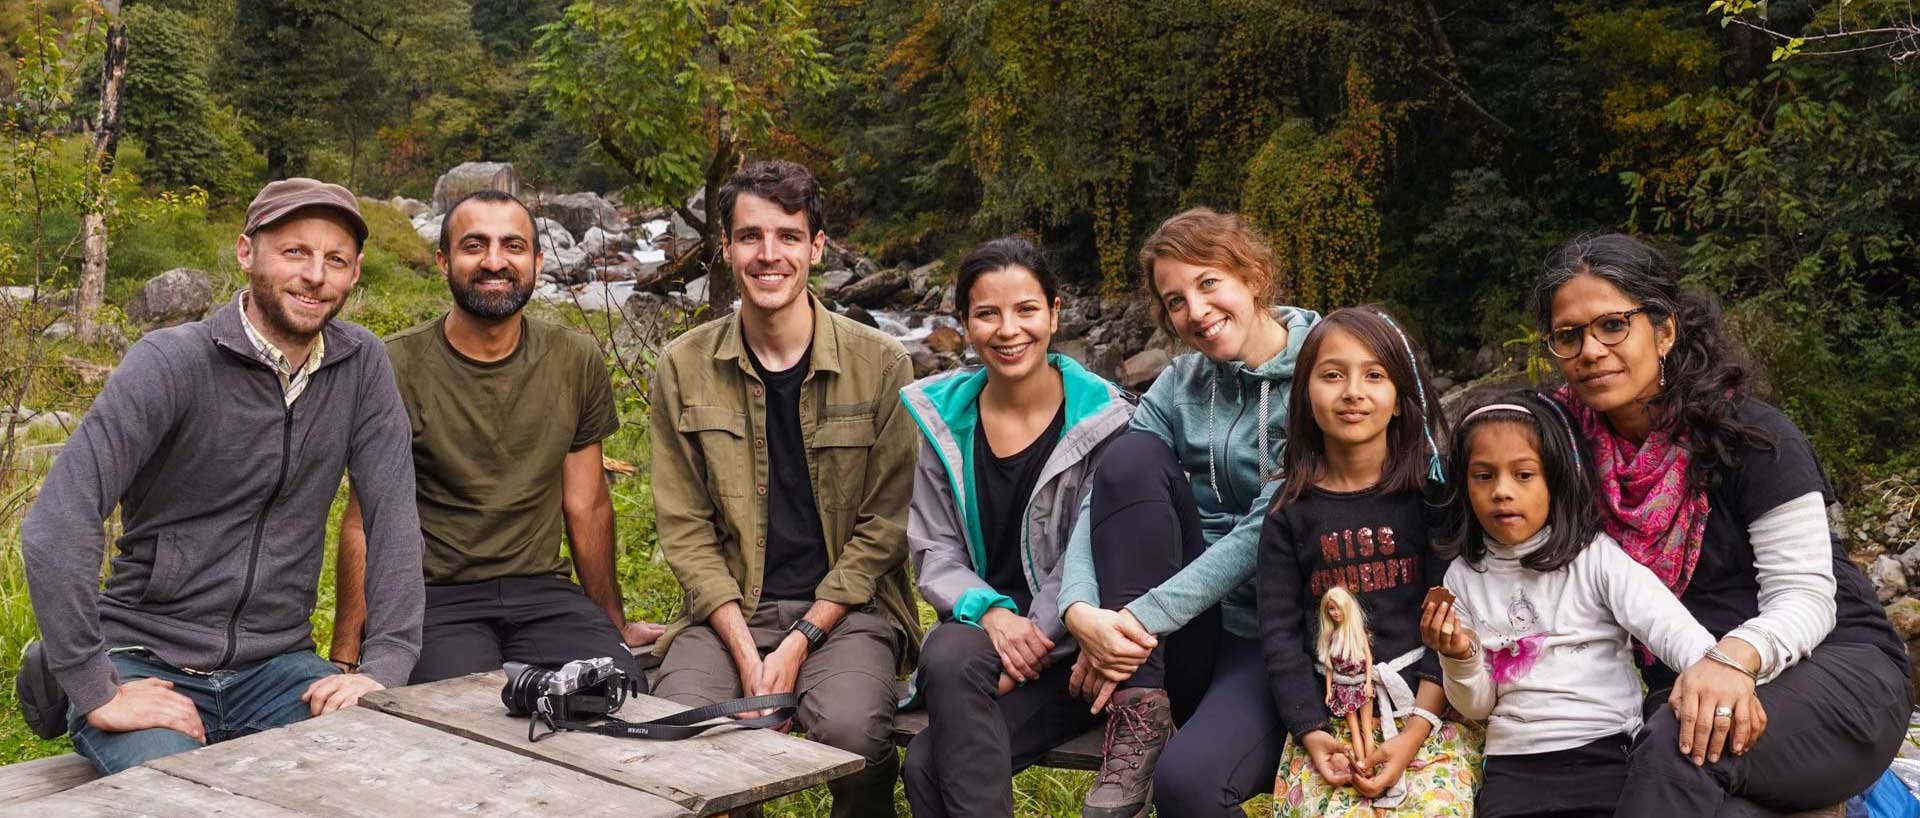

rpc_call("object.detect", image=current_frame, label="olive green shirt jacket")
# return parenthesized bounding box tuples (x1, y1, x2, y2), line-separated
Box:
(649, 296, 922, 672)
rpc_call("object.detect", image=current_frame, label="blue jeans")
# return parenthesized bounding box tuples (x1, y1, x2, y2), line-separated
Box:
(67, 648, 338, 774)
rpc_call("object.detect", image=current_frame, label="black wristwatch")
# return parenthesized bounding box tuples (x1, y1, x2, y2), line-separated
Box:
(787, 619, 827, 650)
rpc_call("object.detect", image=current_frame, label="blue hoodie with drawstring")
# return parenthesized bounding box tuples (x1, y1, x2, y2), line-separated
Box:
(1056, 305, 1321, 640)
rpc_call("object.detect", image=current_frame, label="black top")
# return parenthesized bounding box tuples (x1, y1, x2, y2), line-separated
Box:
(1640, 399, 1907, 692)
(972, 402, 1066, 613)
(1257, 486, 1448, 740)
(748, 345, 830, 601)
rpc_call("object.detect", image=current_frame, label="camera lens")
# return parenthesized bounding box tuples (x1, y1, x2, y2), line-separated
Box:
(501, 661, 554, 717)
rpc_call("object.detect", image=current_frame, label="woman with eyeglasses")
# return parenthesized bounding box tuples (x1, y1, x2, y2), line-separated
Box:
(1533, 233, 1909, 816)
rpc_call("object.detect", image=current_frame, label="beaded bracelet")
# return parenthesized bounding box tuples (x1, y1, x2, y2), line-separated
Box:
(1703, 646, 1759, 681)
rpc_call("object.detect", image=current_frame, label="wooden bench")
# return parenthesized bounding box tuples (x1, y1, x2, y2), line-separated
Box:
(0, 753, 99, 807)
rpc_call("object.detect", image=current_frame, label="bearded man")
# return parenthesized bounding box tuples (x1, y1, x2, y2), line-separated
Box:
(21, 178, 425, 774)
(327, 189, 664, 684)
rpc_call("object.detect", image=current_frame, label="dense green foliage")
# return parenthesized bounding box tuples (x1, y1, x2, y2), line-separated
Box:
(4, 0, 1916, 481)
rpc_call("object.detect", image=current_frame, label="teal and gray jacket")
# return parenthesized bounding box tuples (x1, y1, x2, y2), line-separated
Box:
(901, 354, 1135, 653)
(1057, 306, 1321, 640)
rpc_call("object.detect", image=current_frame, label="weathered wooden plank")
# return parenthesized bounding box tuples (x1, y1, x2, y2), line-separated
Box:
(891, 708, 1105, 771)
(146, 705, 688, 818)
(361, 672, 865, 816)
(0, 753, 100, 806)
(0, 767, 311, 818)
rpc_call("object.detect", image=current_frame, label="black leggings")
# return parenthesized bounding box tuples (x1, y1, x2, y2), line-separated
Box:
(1615, 641, 1911, 817)
(1088, 431, 1285, 818)
(902, 622, 1097, 818)
(1478, 735, 1632, 818)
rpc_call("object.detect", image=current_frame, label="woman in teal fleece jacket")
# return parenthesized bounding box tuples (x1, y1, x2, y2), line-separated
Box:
(899, 237, 1136, 818)
(1058, 208, 1320, 818)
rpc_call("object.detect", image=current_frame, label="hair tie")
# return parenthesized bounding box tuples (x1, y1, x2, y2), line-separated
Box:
(1532, 393, 1585, 470)
(1462, 398, 1583, 470)
(1375, 310, 1444, 484)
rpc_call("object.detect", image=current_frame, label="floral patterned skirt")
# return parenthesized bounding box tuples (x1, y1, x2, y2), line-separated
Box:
(1273, 714, 1484, 818)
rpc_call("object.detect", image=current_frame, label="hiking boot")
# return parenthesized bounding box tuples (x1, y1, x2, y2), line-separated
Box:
(1082, 687, 1173, 818)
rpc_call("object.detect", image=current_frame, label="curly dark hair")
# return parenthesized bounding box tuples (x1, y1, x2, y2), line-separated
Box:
(1530, 233, 1770, 490)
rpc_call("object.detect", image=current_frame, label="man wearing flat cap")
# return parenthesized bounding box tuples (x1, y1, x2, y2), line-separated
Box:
(20, 178, 426, 774)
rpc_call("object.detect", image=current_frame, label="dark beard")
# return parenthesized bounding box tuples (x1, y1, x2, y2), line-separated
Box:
(451, 273, 532, 320)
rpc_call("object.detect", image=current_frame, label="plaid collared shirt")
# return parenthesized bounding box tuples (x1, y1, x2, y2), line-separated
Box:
(236, 290, 325, 407)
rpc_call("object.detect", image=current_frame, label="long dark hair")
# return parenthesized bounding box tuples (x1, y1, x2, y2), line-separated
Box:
(1530, 233, 1769, 490)
(1439, 390, 1602, 572)
(1276, 306, 1447, 506)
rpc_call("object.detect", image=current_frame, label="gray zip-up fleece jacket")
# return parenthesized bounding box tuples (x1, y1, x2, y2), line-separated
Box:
(901, 355, 1134, 652)
(22, 301, 424, 715)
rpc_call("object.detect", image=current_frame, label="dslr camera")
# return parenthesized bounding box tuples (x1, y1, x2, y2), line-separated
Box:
(501, 657, 641, 741)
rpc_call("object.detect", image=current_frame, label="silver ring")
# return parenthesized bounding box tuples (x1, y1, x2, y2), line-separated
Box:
(1714, 706, 1734, 718)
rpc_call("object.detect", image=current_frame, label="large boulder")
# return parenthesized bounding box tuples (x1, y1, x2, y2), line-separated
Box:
(534, 218, 577, 251)
(432, 162, 520, 212)
(536, 192, 623, 238)
(820, 269, 857, 295)
(684, 274, 711, 304)
(540, 246, 591, 283)
(925, 326, 965, 354)
(1117, 348, 1172, 391)
(415, 216, 442, 246)
(578, 227, 636, 259)
(836, 268, 908, 308)
(127, 268, 213, 330)
(387, 196, 430, 219)
(907, 260, 945, 296)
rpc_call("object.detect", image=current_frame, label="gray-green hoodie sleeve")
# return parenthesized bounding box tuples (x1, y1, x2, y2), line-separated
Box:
(343, 342, 424, 688)
(1056, 367, 1182, 624)
(21, 339, 186, 715)
(1125, 476, 1278, 634)
(1055, 361, 1268, 635)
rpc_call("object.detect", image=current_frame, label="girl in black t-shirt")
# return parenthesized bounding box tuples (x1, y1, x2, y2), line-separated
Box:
(1533, 233, 1910, 816)
(1259, 306, 1482, 817)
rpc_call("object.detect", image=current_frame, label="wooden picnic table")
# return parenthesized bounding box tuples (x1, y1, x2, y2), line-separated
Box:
(0, 671, 863, 818)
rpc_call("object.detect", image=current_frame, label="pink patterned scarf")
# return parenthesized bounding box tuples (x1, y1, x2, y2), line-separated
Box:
(1554, 390, 1711, 597)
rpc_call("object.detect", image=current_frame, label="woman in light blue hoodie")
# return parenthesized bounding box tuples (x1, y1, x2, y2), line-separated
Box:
(1058, 208, 1320, 818)
(899, 237, 1136, 818)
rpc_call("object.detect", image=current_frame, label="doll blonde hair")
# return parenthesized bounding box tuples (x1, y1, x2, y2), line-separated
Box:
(1316, 585, 1370, 668)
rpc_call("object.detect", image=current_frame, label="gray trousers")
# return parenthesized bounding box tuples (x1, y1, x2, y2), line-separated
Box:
(653, 598, 902, 818)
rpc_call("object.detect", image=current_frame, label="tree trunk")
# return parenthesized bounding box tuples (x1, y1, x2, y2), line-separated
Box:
(701, 125, 740, 315)
(76, 8, 129, 345)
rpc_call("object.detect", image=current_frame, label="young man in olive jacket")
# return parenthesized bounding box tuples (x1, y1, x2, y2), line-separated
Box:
(649, 160, 920, 818)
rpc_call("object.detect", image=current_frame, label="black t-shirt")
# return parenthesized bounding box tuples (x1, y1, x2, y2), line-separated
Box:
(749, 345, 830, 601)
(1640, 399, 1907, 692)
(1257, 485, 1449, 740)
(972, 403, 1066, 613)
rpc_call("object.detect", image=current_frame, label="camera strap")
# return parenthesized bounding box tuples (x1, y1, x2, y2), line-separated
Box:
(533, 693, 799, 742)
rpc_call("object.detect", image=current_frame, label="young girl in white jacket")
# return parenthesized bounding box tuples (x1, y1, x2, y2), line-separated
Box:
(1419, 390, 1716, 818)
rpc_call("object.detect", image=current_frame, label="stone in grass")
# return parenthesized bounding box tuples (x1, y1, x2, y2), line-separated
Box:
(1887, 597, 1920, 643)
(925, 326, 965, 355)
(126, 268, 213, 330)
(1870, 555, 1908, 604)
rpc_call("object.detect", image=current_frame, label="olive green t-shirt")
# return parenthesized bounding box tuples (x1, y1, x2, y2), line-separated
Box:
(385, 315, 620, 584)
